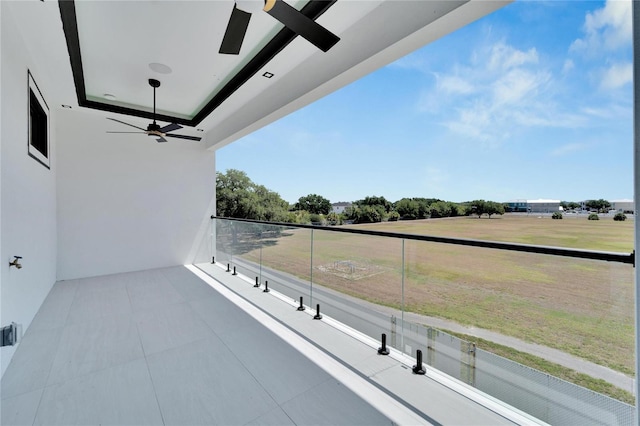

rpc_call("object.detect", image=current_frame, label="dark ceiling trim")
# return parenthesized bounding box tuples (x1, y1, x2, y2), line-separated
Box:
(58, 0, 338, 128)
(192, 0, 337, 124)
(58, 0, 85, 107)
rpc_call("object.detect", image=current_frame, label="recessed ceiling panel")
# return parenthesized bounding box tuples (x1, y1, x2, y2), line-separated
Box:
(74, 1, 287, 119)
(61, 0, 331, 126)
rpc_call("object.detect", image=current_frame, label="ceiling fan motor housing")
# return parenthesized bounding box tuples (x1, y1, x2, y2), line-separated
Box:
(147, 123, 161, 132)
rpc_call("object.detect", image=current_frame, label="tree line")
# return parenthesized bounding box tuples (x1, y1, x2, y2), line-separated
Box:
(216, 169, 511, 225)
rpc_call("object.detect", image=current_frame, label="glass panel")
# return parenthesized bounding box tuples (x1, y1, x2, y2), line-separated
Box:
(224, 220, 263, 278)
(215, 218, 234, 265)
(210, 218, 634, 424)
(228, 222, 313, 301)
(310, 229, 404, 351)
(403, 239, 634, 423)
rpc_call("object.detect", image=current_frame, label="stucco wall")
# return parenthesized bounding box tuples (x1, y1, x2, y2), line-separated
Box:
(1, 2, 58, 376)
(56, 109, 215, 280)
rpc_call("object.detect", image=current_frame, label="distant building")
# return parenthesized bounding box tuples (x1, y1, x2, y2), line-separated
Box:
(527, 199, 561, 213)
(611, 199, 634, 213)
(504, 199, 528, 213)
(331, 202, 352, 214)
(505, 199, 561, 213)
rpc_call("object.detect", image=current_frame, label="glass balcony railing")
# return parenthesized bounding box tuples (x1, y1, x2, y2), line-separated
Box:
(208, 216, 635, 425)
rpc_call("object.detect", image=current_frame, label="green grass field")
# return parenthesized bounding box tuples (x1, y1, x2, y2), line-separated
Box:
(222, 214, 635, 397)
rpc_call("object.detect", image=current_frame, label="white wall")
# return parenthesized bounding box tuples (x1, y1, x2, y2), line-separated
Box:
(56, 109, 216, 280)
(1, 3, 58, 375)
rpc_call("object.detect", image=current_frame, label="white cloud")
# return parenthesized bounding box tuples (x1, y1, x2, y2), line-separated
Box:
(570, 0, 631, 53)
(492, 68, 550, 106)
(562, 59, 574, 74)
(432, 40, 564, 143)
(438, 74, 475, 95)
(600, 61, 632, 89)
(486, 43, 538, 71)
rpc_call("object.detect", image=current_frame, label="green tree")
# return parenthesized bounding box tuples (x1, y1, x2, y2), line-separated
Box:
(344, 205, 385, 223)
(484, 201, 505, 218)
(216, 169, 289, 221)
(294, 194, 332, 215)
(566, 201, 581, 210)
(470, 200, 487, 218)
(326, 212, 343, 225)
(428, 201, 452, 218)
(585, 199, 611, 213)
(413, 198, 439, 218)
(354, 196, 393, 213)
(395, 198, 420, 219)
(387, 211, 400, 221)
(614, 212, 627, 221)
(469, 199, 504, 218)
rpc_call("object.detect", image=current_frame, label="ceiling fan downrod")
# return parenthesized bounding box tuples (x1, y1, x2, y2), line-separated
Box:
(148, 79, 161, 131)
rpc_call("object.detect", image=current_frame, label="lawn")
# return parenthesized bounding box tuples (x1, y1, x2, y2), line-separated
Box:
(222, 214, 635, 379)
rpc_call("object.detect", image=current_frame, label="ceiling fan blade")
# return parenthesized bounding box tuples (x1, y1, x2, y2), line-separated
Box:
(264, 0, 339, 52)
(107, 117, 146, 131)
(219, 4, 252, 55)
(159, 123, 182, 133)
(156, 137, 168, 143)
(166, 133, 202, 141)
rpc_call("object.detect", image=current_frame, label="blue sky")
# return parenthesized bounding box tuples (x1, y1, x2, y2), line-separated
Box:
(216, 0, 633, 204)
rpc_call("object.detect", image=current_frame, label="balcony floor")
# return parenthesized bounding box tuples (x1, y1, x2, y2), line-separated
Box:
(1, 265, 527, 425)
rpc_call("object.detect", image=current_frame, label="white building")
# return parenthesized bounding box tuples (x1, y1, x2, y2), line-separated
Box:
(527, 199, 562, 213)
(331, 202, 352, 214)
(611, 199, 634, 213)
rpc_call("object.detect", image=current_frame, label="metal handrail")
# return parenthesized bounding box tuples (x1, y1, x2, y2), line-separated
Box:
(211, 216, 635, 265)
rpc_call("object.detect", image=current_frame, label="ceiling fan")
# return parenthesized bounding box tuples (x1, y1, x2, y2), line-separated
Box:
(219, 0, 340, 55)
(107, 79, 202, 143)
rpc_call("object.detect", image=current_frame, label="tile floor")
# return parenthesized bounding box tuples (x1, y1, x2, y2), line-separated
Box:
(1, 266, 393, 425)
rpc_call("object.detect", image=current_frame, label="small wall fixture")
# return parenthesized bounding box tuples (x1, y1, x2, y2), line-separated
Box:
(1, 322, 21, 347)
(9, 256, 22, 269)
(262, 72, 274, 79)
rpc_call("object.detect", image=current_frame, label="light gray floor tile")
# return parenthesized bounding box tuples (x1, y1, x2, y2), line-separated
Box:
(1, 327, 62, 399)
(190, 294, 263, 336)
(146, 338, 278, 425)
(280, 379, 391, 426)
(1, 387, 43, 426)
(245, 406, 296, 426)
(29, 280, 79, 332)
(65, 282, 132, 325)
(134, 301, 214, 356)
(34, 358, 163, 426)
(72, 273, 127, 296)
(125, 269, 185, 312)
(161, 266, 218, 301)
(47, 314, 144, 385)
(220, 323, 330, 404)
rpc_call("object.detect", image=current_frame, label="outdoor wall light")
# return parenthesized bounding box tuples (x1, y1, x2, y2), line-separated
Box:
(9, 256, 22, 269)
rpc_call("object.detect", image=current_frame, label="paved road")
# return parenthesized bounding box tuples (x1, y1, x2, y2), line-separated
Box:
(223, 255, 634, 393)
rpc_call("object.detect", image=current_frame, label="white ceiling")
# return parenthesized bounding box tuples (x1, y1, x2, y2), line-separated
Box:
(8, 0, 510, 149)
